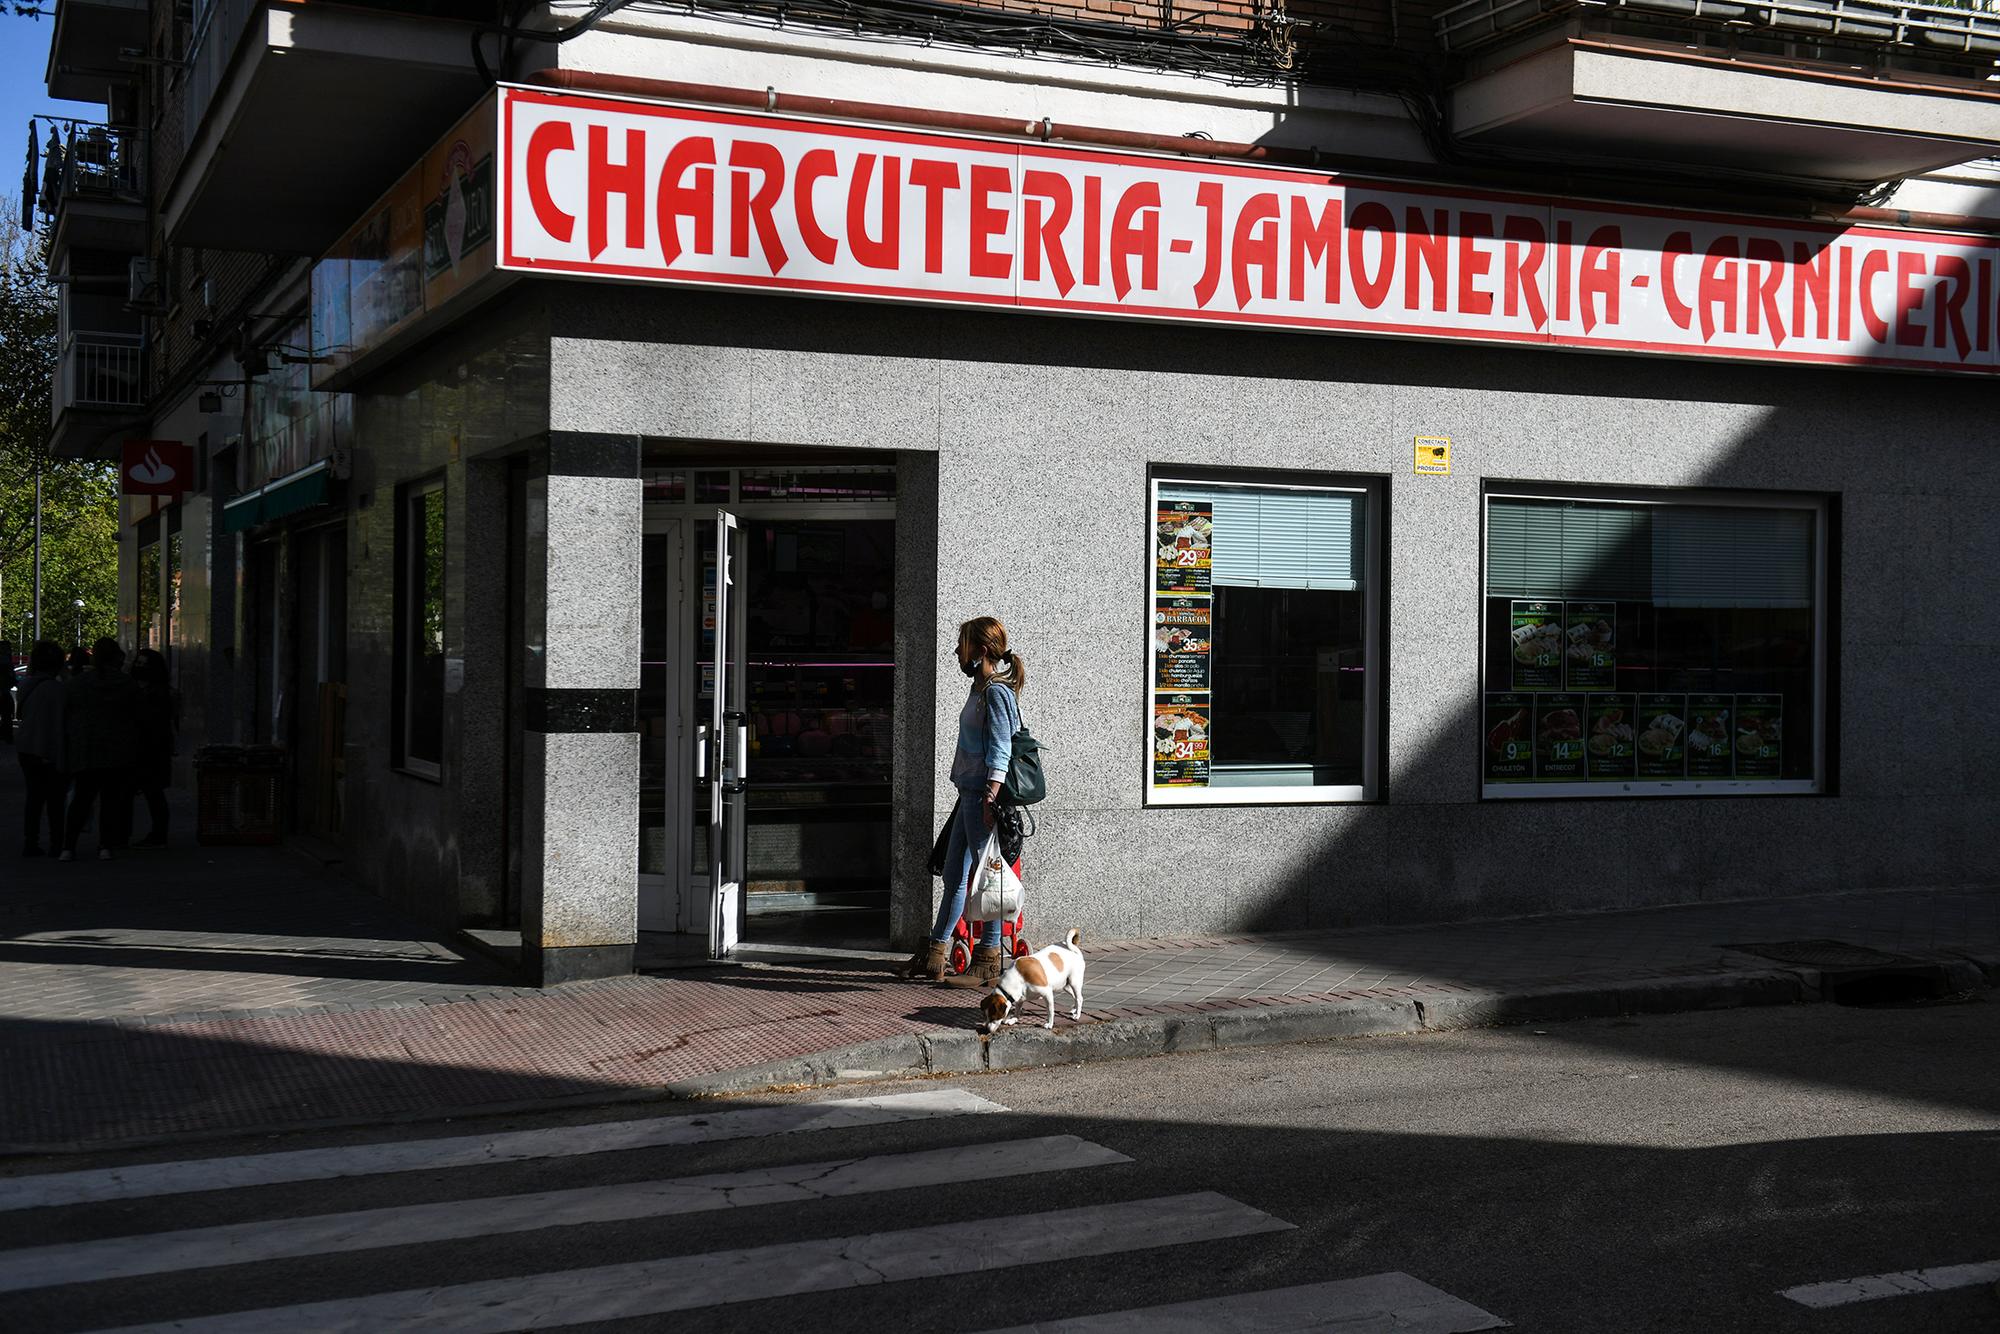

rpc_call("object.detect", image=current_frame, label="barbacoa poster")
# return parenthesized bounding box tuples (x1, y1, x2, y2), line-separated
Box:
(1154, 596, 1211, 690)
(1152, 693, 1210, 786)
(1509, 601, 1563, 691)
(1484, 693, 1533, 784)
(1564, 602, 1617, 691)
(1156, 501, 1212, 594)
(1734, 694, 1783, 778)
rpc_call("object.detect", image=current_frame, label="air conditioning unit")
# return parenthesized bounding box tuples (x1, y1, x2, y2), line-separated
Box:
(128, 256, 162, 306)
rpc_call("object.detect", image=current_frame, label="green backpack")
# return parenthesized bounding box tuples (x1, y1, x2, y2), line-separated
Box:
(1000, 726, 1047, 806)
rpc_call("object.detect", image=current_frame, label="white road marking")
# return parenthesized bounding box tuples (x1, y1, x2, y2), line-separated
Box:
(978, 1272, 1508, 1332)
(0, 1088, 1003, 1212)
(88, 1192, 1292, 1334)
(0, 1134, 1128, 1294)
(1779, 1258, 2000, 1308)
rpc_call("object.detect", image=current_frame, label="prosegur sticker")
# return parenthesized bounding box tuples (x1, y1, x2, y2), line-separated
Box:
(1414, 436, 1451, 475)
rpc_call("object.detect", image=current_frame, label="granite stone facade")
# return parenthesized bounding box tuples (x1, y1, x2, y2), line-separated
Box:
(543, 282, 1997, 945)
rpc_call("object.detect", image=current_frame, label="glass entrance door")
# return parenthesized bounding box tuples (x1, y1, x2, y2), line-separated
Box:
(643, 462, 897, 951)
(702, 509, 749, 958)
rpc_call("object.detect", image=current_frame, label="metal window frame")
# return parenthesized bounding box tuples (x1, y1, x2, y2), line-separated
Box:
(395, 475, 447, 781)
(1145, 471, 1384, 809)
(1478, 482, 1829, 800)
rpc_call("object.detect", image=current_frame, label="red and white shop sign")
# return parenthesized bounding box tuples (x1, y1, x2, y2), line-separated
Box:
(498, 86, 2000, 376)
(121, 439, 193, 498)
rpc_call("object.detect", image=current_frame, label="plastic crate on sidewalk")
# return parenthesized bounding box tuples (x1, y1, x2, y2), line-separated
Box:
(193, 744, 286, 846)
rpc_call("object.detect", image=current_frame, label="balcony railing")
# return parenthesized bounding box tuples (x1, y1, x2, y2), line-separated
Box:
(28, 119, 143, 228)
(1438, 0, 2000, 56)
(59, 331, 146, 412)
(182, 0, 260, 152)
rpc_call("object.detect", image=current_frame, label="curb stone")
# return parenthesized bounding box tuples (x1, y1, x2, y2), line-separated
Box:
(665, 960, 1990, 1099)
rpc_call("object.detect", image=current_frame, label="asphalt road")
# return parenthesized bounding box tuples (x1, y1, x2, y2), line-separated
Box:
(1, 997, 1995, 1332)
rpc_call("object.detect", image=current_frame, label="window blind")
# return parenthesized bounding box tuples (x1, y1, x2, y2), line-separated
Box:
(1650, 507, 1813, 608)
(1160, 483, 1364, 590)
(1486, 498, 1811, 608)
(1485, 499, 1651, 601)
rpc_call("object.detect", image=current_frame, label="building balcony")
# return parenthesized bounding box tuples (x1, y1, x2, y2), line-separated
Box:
(31, 119, 146, 258)
(168, 0, 490, 253)
(1435, 0, 2000, 187)
(43, 0, 148, 103)
(49, 331, 145, 460)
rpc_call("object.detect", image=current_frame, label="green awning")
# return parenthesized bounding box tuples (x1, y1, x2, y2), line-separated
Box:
(223, 461, 333, 534)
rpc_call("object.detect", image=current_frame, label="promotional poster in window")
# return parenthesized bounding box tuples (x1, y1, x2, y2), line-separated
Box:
(1154, 597, 1212, 691)
(1153, 693, 1211, 786)
(1156, 502, 1212, 594)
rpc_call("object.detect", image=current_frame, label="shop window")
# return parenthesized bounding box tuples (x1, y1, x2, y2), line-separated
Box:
(396, 478, 446, 776)
(137, 539, 161, 651)
(1146, 474, 1382, 805)
(1482, 488, 1826, 797)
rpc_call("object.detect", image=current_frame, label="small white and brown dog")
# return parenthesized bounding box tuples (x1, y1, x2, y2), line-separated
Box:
(979, 930, 1085, 1034)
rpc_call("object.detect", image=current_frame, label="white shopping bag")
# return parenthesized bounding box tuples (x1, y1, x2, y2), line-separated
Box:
(965, 830, 1023, 922)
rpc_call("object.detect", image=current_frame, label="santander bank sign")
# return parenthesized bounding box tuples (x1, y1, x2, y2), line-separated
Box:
(497, 86, 2000, 376)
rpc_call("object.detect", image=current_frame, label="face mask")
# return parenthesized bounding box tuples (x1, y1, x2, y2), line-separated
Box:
(960, 657, 981, 678)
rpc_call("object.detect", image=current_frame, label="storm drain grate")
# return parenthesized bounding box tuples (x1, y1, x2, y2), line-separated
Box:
(1724, 939, 1914, 968)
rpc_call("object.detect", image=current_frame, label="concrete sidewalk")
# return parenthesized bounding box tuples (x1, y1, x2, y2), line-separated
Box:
(3, 760, 1996, 1152)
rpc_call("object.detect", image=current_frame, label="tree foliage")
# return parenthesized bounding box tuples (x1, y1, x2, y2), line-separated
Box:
(0, 203, 119, 650)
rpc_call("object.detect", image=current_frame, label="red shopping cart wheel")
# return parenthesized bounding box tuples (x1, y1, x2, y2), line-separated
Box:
(948, 939, 973, 976)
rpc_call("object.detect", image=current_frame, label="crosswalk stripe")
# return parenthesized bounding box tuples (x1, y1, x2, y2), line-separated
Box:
(0, 1134, 1130, 1294)
(0, 1088, 1003, 1212)
(88, 1192, 1291, 1334)
(976, 1273, 1508, 1332)
(1779, 1259, 2000, 1308)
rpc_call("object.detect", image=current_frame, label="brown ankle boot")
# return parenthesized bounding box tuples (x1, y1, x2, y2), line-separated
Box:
(900, 940, 949, 982)
(949, 944, 1005, 988)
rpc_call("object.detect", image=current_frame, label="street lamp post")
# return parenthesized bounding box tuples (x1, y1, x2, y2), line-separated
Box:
(73, 599, 83, 647)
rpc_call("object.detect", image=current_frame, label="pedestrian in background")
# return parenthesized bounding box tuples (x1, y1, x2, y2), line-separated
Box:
(66, 645, 91, 678)
(15, 641, 69, 857)
(61, 638, 141, 862)
(0, 639, 15, 743)
(129, 648, 178, 848)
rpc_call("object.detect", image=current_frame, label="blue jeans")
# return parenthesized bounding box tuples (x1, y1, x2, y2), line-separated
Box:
(931, 793, 1005, 947)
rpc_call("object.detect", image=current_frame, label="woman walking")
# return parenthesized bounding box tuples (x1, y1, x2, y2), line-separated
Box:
(902, 616, 1025, 985)
(15, 641, 70, 857)
(129, 648, 178, 847)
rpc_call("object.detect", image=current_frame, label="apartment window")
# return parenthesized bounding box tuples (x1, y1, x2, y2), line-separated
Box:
(1146, 474, 1382, 805)
(398, 478, 446, 775)
(1482, 487, 1827, 797)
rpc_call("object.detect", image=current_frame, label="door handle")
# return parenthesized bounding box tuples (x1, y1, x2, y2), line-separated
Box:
(694, 722, 709, 782)
(731, 719, 749, 792)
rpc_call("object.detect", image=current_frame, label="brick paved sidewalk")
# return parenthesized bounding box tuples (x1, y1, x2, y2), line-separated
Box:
(5, 864, 1995, 1150)
(4, 736, 1996, 1152)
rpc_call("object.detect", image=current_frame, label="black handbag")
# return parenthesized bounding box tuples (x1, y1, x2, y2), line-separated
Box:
(928, 796, 958, 878)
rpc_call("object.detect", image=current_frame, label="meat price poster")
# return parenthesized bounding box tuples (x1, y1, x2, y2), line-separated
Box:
(1155, 501, 1212, 594)
(1534, 693, 1587, 781)
(1484, 693, 1533, 784)
(501, 88, 2000, 379)
(1508, 601, 1564, 691)
(1154, 596, 1211, 690)
(1153, 693, 1210, 787)
(1734, 694, 1783, 778)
